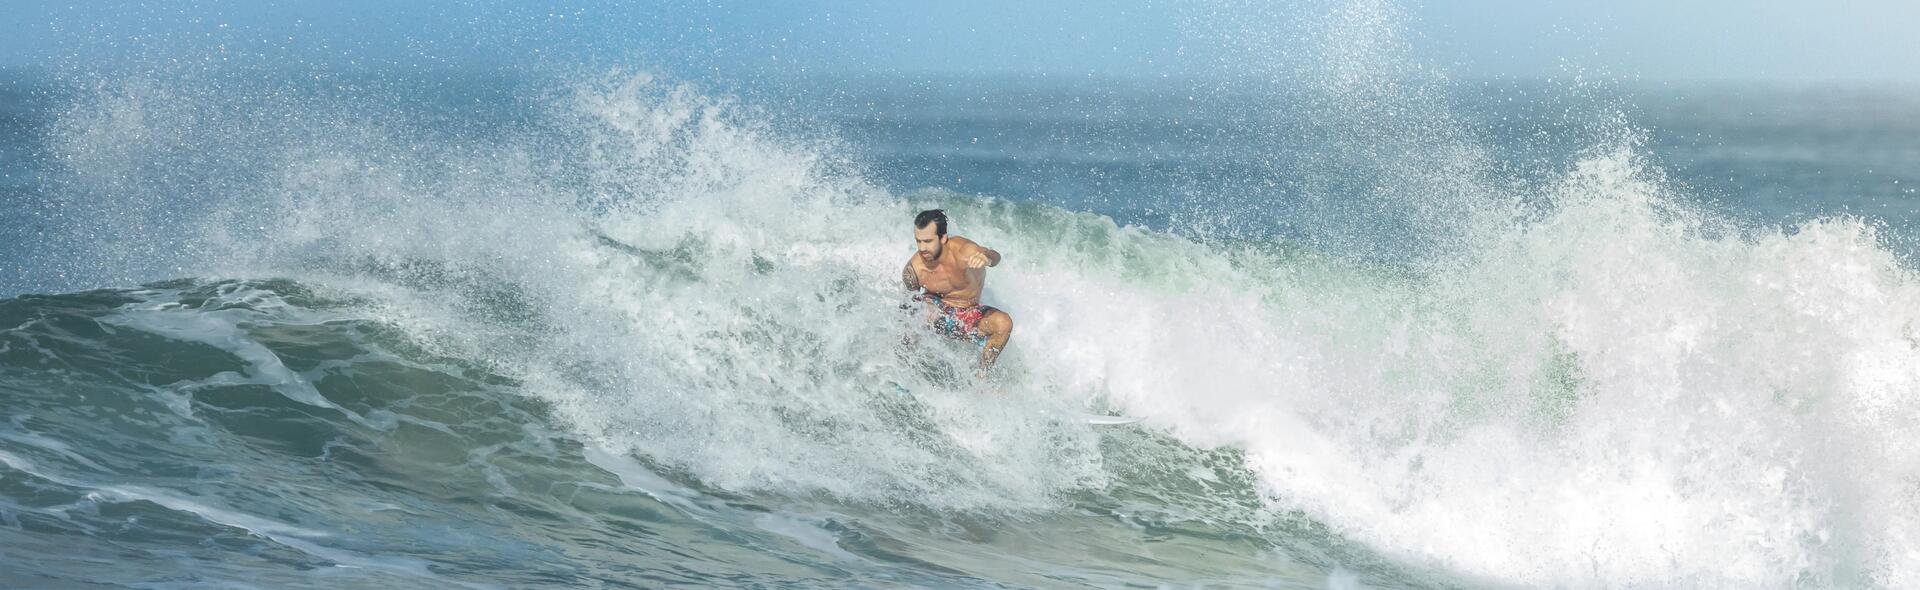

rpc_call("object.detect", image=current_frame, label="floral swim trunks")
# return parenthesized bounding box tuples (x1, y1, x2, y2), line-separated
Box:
(924, 296, 998, 343)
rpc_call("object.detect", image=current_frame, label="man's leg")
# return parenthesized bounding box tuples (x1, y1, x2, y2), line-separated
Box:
(977, 309, 1014, 373)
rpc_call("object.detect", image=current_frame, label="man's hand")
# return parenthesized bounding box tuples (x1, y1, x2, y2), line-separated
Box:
(960, 251, 990, 270)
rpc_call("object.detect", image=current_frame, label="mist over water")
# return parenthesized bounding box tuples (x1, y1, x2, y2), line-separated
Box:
(3, 1, 1920, 588)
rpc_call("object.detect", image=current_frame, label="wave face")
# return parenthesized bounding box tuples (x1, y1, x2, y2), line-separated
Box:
(0, 279, 1316, 588)
(7, 7, 1920, 590)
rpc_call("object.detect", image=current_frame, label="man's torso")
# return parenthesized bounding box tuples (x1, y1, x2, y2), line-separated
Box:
(911, 236, 986, 309)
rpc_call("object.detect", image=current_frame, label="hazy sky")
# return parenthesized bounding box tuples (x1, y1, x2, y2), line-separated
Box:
(3, 0, 1915, 83)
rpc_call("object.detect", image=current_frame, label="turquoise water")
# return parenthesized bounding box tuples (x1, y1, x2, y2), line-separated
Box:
(4, 8, 1920, 590)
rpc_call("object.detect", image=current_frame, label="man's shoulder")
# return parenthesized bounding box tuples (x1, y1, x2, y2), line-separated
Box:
(946, 235, 981, 250)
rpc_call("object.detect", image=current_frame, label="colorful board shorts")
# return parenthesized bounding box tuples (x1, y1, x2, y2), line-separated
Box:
(925, 296, 997, 343)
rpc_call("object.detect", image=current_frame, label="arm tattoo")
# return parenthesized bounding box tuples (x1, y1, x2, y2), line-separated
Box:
(902, 261, 920, 291)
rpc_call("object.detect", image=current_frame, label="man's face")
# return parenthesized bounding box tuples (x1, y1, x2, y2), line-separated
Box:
(914, 224, 945, 263)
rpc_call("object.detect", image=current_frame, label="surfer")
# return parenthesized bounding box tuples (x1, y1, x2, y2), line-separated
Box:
(902, 209, 1014, 375)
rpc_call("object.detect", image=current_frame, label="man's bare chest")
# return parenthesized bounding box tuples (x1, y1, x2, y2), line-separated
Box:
(916, 262, 970, 293)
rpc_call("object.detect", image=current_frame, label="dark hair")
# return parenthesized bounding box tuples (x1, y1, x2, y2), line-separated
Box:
(914, 209, 947, 236)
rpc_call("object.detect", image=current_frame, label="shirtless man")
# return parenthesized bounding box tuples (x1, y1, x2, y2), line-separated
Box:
(901, 209, 1014, 373)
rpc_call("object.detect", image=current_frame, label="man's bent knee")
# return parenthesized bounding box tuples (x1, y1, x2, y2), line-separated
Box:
(983, 311, 1014, 337)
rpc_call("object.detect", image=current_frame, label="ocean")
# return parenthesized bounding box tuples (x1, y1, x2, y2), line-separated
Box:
(3, 20, 1920, 590)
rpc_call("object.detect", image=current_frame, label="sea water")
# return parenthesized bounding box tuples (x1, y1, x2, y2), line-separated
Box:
(2, 7, 1919, 590)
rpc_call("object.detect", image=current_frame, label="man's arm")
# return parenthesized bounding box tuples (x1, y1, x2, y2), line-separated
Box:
(902, 260, 921, 291)
(964, 241, 1000, 268)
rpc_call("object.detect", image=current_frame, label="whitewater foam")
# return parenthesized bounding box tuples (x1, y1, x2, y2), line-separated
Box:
(1081, 146, 1920, 587)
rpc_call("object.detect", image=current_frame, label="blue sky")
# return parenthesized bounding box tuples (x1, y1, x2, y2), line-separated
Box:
(3, 0, 1915, 83)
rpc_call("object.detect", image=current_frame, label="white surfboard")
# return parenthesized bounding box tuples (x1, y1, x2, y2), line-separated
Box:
(884, 382, 1140, 425)
(1073, 413, 1143, 426)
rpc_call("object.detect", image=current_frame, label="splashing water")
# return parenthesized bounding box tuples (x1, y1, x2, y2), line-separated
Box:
(5, 3, 1920, 587)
